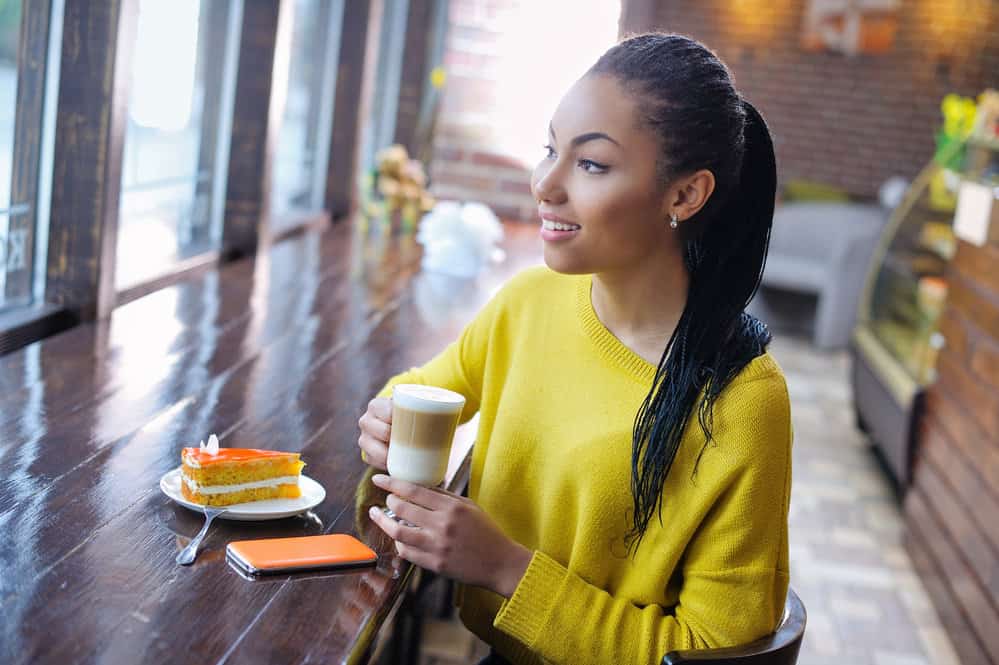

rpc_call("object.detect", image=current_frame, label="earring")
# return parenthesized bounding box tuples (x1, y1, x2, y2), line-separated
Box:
(669, 212, 679, 229)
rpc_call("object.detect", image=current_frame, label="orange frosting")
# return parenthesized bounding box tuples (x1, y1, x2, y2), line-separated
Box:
(182, 447, 299, 466)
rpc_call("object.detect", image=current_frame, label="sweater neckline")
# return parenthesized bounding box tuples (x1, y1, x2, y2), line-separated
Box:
(574, 274, 780, 387)
(575, 274, 659, 385)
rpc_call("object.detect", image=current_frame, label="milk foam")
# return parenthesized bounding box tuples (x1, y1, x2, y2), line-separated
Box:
(392, 384, 465, 414)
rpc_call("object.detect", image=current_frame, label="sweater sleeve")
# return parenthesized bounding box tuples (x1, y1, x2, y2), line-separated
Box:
(375, 280, 508, 424)
(492, 375, 792, 665)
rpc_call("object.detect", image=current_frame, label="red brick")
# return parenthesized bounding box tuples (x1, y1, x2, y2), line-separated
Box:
(938, 310, 972, 366)
(469, 151, 529, 170)
(499, 178, 532, 195)
(487, 203, 525, 222)
(970, 336, 999, 392)
(936, 351, 999, 441)
(432, 146, 465, 163)
(431, 172, 495, 192)
(949, 274, 999, 341)
(954, 241, 999, 298)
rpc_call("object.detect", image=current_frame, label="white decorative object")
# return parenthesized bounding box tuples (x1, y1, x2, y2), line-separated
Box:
(200, 433, 220, 455)
(878, 176, 909, 210)
(417, 202, 505, 278)
(953, 181, 997, 248)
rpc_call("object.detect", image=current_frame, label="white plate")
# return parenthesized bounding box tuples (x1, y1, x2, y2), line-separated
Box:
(159, 467, 326, 521)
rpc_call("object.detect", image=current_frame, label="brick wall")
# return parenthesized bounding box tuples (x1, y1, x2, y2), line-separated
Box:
(428, 0, 621, 222)
(904, 222, 999, 664)
(634, 0, 999, 199)
(429, 0, 998, 219)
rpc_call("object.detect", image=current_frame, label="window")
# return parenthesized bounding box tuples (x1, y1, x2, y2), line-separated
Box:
(115, 0, 242, 291)
(270, 0, 344, 233)
(358, 0, 409, 179)
(0, 0, 61, 313)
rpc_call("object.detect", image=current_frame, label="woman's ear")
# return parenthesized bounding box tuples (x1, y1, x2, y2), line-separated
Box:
(662, 169, 716, 223)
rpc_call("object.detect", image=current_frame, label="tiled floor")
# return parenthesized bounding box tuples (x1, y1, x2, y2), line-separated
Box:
(414, 334, 962, 665)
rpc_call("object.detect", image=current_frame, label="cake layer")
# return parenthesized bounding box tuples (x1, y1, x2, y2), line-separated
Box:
(182, 475, 301, 495)
(181, 448, 304, 485)
(181, 481, 301, 507)
(182, 447, 301, 467)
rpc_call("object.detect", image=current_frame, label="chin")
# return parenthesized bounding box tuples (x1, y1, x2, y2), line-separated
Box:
(542, 246, 591, 275)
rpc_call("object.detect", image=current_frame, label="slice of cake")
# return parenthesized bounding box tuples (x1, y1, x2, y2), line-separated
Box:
(181, 437, 305, 506)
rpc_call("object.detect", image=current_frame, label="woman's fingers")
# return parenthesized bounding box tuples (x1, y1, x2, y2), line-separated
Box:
(371, 474, 453, 511)
(368, 505, 433, 550)
(393, 541, 442, 573)
(357, 433, 389, 469)
(358, 396, 393, 468)
(385, 492, 437, 526)
(369, 397, 393, 423)
(358, 410, 391, 442)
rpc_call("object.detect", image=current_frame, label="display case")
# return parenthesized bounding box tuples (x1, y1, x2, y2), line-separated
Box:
(851, 134, 999, 487)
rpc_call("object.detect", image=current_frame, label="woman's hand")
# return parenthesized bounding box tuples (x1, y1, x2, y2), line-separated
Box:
(367, 474, 532, 598)
(357, 397, 392, 470)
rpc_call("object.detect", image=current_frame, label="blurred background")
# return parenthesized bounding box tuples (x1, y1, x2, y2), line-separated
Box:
(1, 1, 998, 664)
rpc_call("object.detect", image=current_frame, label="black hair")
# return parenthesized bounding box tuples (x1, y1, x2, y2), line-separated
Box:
(589, 33, 776, 550)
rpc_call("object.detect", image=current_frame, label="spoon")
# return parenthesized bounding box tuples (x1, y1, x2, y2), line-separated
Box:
(176, 506, 228, 565)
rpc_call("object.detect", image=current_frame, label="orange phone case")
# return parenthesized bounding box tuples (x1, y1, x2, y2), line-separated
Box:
(226, 534, 377, 575)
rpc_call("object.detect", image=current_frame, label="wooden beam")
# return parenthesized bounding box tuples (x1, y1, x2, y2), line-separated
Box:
(46, 0, 138, 320)
(393, 0, 434, 159)
(325, 0, 376, 221)
(220, 0, 286, 259)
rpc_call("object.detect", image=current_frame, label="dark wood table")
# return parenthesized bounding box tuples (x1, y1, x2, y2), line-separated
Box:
(0, 218, 541, 664)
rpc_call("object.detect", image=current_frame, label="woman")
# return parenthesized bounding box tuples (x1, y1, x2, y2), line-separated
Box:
(358, 33, 791, 665)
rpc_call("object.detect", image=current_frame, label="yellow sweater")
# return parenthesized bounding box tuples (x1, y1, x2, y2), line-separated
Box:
(379, 266, 792, 665)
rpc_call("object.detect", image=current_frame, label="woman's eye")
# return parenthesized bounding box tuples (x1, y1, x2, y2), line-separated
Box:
(578, 159, 608, 174)
(542, 145, 607, 174)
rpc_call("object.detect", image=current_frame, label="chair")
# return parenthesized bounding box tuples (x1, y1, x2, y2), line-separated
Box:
(662, 588, 806, 665)
(755, 202, 887, 349)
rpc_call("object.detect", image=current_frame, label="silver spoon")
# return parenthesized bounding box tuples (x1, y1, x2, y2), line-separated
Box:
(176, 507, 228, 565)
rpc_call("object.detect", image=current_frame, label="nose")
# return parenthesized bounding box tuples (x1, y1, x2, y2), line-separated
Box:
(531, 160, 567, 205)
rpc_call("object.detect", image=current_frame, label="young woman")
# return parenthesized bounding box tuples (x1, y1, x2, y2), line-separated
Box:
(358, 33, 791, 665)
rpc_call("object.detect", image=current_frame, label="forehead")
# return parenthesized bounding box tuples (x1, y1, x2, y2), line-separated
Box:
(550, 74, 643, 142)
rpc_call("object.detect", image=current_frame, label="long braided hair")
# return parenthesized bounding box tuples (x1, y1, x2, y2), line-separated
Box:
(589, 34, 777, 550)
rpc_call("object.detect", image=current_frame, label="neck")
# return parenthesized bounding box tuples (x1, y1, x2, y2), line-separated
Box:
(590, 250, 690, 365)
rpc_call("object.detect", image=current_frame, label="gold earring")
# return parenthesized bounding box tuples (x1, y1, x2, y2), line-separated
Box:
(669, 212, 679, 229)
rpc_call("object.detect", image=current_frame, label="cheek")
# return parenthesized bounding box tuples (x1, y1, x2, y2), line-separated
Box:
(579, 178, 660, 230)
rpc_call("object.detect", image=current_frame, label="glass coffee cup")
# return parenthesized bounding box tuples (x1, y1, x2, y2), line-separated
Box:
(387, 384, 466, 487)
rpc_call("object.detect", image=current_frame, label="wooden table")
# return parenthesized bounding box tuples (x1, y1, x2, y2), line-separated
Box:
(0, 219, 541, 664)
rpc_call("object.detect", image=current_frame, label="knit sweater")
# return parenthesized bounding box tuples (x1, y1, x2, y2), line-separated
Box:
(378, 266, 792, 665)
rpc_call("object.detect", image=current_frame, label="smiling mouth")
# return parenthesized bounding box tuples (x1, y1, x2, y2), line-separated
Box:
(541, 220, 581, 231)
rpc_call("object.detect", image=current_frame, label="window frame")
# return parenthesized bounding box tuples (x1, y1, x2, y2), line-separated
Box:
(0, 0, 390, 353)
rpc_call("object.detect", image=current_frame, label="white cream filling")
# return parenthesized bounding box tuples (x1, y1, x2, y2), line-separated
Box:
(182, 474, 300, 495)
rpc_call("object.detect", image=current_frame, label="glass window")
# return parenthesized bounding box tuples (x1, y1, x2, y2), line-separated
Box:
(358, 0, 409, 179)
(270, 0, 344, 231)
(115, 0, 242, 292)
(0, 0, 61, 312)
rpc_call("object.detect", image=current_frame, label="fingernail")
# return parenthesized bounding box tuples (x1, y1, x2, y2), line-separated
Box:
(372, 474, 388, 485)
(369, 506, 379, 518)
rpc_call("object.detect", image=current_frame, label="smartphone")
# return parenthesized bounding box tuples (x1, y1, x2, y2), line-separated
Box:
(226, 534, 378, 576)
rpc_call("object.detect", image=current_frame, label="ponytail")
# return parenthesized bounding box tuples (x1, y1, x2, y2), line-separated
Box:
(591, 34, 778, 551)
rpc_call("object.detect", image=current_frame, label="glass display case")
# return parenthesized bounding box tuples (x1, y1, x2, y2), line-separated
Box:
(852, 133, 999, 487)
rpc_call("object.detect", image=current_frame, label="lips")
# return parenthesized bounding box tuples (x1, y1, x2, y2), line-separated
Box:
(539, 213, 580, 242)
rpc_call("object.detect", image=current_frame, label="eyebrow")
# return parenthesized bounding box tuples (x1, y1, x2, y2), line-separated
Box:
(549, 124, 621, 148)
